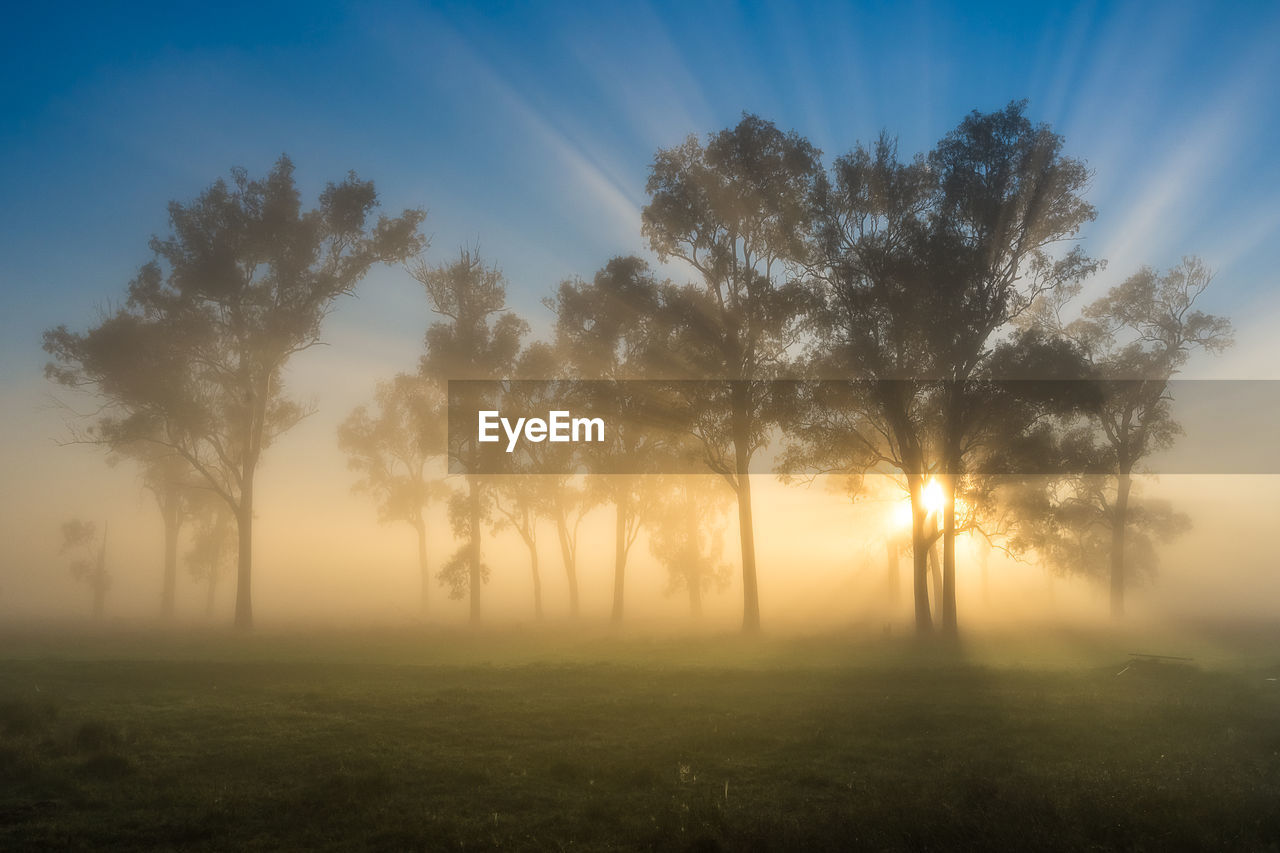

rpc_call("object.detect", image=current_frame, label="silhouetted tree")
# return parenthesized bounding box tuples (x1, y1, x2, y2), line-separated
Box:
(339, 372, 448, 615)
(1026, 257, 1232, 615)
(801, 134, 947, 632)
(805, 103, 1097, 634)
(926, 101, 1098, 634)
(1005, 467, 1190, 596)
(546, 256, 670, 622)
(643, 114, 822, 633)
(60, 519, 109, 618)
(488, 342, 564, 620)
(413, 249, 526, 625)
(44, 156, 425, 628)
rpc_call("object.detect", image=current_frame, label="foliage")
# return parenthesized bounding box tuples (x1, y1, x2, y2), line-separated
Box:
(339, 373, 449, 527)
(44, 156, 425, 627)
(413, 250, 525, 620)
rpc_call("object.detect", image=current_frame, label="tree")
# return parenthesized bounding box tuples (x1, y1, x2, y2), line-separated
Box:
(487, 342, 564, 621)
(926, 101, 1098, 635)
(1034, 257, 1232, 615)
(802, 133, 949, 633)
(647, 474, 733, 617)
(546, 256, 669, 622)
(184, 491, 236, 617)
(103, 441, 200, 618)
(804, 103, 1097, 635)
(48, 388, 200, 619)
(413, 249, 527, 625)
(1005, 465, 1191, 597)
(60, 519, 109, 618)
(338, 372, 449, 616)
(44, 156, 425, 628)
(549, 477, 592, 618)
(136, 448, 195, 618)
(490, 476, 544, 619)
(643, 114, 822, 633)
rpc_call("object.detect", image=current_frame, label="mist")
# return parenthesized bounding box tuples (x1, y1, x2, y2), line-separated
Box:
(4, 3, 1280, 849)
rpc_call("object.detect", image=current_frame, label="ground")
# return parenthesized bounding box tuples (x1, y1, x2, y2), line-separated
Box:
(1, 625, 1278, 850)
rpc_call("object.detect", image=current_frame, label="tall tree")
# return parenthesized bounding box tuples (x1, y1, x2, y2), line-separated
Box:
(338, 372, 449, 616)
(805, 103, 1096, 634)
(643, 114, 822, 633)
(926, 101, 1097, 635)
(44, 156, 425, 628)
(546, 256, 669, 622)
(413, 249, 526, 625)
(803, 133, 949, 633)
(487, 342, 566, 621)
(1035, 257, 1232, 615)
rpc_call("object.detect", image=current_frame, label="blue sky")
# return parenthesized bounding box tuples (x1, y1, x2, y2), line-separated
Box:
(3, 0, 1279, 377)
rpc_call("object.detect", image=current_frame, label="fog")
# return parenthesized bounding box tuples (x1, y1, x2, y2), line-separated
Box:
(3, 108, 1276, 647)
(6, 261, 1279, 637)
(6, 353, 1277, 632)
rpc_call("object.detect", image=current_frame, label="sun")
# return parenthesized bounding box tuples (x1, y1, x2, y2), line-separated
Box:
(892, 478, 946, 529)
(923, 479, 945, 515)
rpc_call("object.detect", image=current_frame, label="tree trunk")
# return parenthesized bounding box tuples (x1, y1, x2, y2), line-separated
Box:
(941, 475, 957, 636)
(940, 385, 961, 637)
(205, 530, 222, 618)
(610, 491, 630, 623)
(555, 511, 579, 617)
(1110, 470, 1133, 618)
(731, 383, 760, 634)
(523, 523, 543, 620)
(234, 487, 253, 629)
(911, 487, 932, 634)
(929, 542, 942, 621)
(160, 493, 180, 619)
(468, 476, 482, 627)
(415, 518, 429, 617)
(235, 380, 261, 630)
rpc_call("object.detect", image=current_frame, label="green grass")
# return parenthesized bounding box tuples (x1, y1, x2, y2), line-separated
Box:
(1, 628, 1279, 850)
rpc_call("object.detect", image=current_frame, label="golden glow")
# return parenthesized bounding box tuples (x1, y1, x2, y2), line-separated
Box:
(893, 500, 913, 529)
(923, 479, 945, 515)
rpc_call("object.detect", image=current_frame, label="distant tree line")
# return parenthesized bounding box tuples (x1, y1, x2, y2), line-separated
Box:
(44, 101, 1231, 632)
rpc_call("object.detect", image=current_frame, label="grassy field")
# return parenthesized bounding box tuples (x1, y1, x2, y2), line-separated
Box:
(1, 626, 1279, 851)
